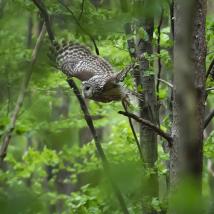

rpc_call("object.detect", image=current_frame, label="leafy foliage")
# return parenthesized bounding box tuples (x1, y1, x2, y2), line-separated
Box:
(0, 0, 213, 213)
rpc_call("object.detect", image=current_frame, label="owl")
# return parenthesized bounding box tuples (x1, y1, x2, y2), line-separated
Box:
(51, 41, 134, 103)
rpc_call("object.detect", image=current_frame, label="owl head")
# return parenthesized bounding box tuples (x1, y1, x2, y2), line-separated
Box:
(82, 75, 107, 98)
(82, 82, 94, 98)
(82, 74, 121, 101)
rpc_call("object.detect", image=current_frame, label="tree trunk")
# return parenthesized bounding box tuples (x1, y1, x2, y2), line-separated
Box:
(170, 0, 207, 195)
(136, 18, 159, 214)
(122, 0, 158, 211)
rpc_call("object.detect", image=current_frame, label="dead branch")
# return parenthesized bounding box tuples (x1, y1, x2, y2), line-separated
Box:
(57, 0, 99, 55)
(122, 102, 143, 161)
(206, 87, 214, 92)
(157, 78, 174, 89)
(32, 0, 54, 43)
(118, 111, 173, 146)
(204, 109, 214, 129)
(206, 58, 214, 79)
(67, 80, 129, 214)
(78, 0, 85, 20)
(31, 1, 129, 213)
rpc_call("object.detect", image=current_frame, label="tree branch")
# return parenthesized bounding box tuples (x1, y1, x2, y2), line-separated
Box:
(0, 23, 46, 162)
(122, 102, 143, 161)
(67, 79, 129, 214)
(206, 58, 214, 79)
(31, 1, 129, 213)
(206, 87, 214, 92)
(78, 0, 85, 20)
(157, 78, 173, 89)
(118, 111, 173, 146)
(32, 0, 54, 43)
(204, 109, 214, 129)
(57, 0, 99, 55)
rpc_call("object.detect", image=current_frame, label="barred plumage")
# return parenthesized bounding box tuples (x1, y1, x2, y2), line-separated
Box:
(52, 40, 134, 103)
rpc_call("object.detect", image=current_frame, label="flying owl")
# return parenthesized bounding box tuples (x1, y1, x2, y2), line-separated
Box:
(51, 41, 134, 103)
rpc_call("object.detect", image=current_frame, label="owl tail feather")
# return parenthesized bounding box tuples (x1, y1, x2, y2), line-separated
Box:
(116, 62, 139, 82)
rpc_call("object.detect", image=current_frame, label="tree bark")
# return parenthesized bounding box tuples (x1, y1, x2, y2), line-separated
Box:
(170, 0, 207, 190)
(136, 17, 159, 214)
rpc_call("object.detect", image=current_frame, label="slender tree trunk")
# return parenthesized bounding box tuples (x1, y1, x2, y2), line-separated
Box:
(170, 0, 207, 189)
(136, 17, 159, 214)
(122, 0, 158, 212)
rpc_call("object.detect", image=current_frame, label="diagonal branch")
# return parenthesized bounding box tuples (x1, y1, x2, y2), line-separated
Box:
(31, 1, 129, 213)
(78, 0, 85, 20)
(206, 87, 214, 92)
(67, 80, 129, 214)
(122, 102, 143, 161)
(158, 78, 173, 89)
(118, 111, 173, 146)
(204, 109, 214, 129)
(57, 0, 99, 55)
(206, 58, 214, 79)
(0, 23, 46, 162)
(32, 0, 54, 43)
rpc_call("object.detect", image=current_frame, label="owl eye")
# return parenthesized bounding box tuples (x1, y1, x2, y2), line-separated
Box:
(85, 86, 90, 91)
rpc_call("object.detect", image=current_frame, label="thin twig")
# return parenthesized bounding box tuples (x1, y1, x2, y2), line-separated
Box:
(122, 101, 143, 161)
(32, 0, 54, 43)
(205, 87, 214, 101)
(118, 111, 173, 146)
(0, 23, 46, 162)
(156, 9, 164, 102)
(157, 78, 173, 89)
(78, 0, 85, 20)
(204, 109, 214, 129)
(206, 87, 214, 92)
(57, 0, 99, 55)
(206, 58, 214, 79)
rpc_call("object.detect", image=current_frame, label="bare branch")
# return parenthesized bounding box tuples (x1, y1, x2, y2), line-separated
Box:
(0, 23, 46, 162)
(157, 78, 174, 89)
(118, 111, 173, 146)
(32, 0, 54, 42)
(78, 0, 85, 20)
(206, 58, 214, 79)
(206, 87, 214, 92)
(204, 109, 214, 129)
(205, 87, 214, 101)
(122, 102, 143, 161)
(57, 0, 99, 55)
(31, 2, 129, 213)
(67, 79, 129, 214)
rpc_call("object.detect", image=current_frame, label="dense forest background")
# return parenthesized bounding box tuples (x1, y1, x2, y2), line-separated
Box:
(0, 0, 214, 213)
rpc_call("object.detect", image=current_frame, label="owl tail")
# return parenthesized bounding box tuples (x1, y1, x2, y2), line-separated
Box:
(115, 63, 139, 82)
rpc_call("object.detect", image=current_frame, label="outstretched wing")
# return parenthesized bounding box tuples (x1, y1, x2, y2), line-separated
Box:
(52, 41, 113, 81)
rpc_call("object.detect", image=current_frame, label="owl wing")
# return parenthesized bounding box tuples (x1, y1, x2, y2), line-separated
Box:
(52, 41, 113, 81)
